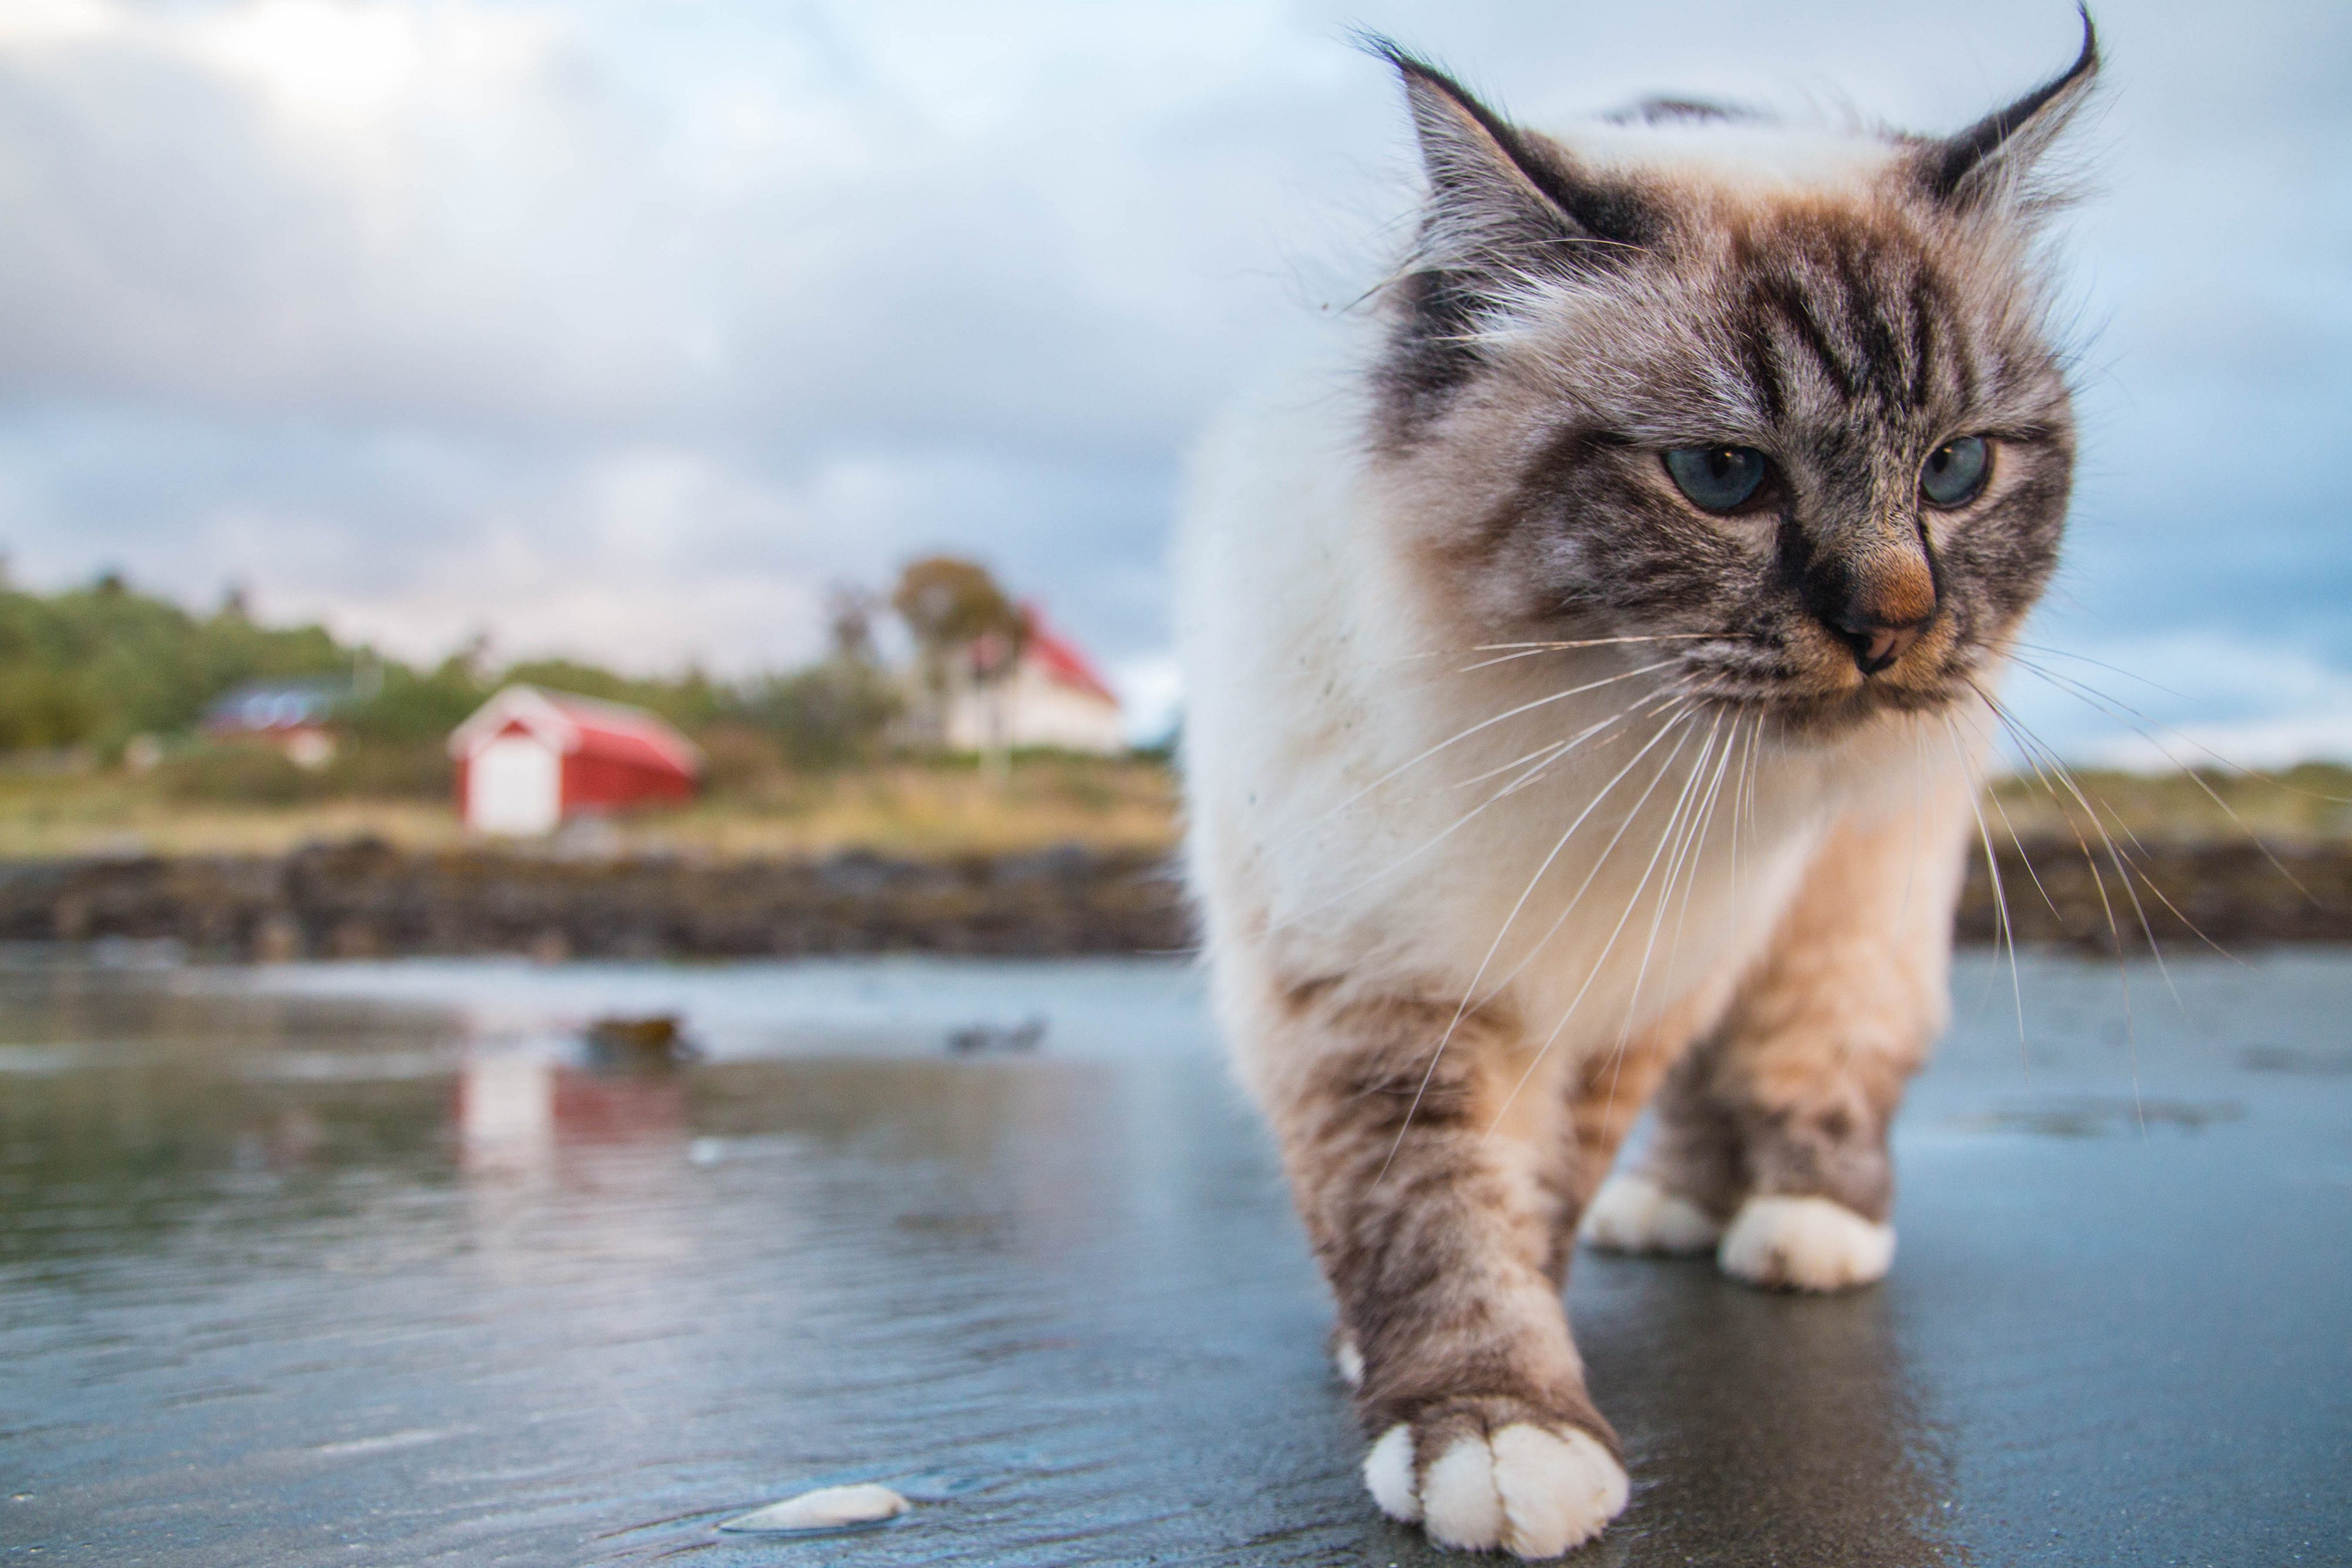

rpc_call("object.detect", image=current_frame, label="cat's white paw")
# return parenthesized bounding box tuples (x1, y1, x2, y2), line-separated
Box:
(1578, 1174, 1722, 1255)
(1717, 1194, 1894, 1291)
(1364, 1420, 1628, 1559)
(1364, 1423, 1419, 1521)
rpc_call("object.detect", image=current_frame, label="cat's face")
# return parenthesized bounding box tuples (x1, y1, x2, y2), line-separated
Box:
(1371, 42, 2095, 737)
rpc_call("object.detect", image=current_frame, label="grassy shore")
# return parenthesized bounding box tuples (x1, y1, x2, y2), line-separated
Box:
(0, 754, 1181, 860)
(1983, 761, 2352, 847)
(0, 752, 2344, 862)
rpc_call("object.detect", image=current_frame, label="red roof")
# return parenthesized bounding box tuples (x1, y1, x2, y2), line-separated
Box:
(544, 701, 699, 775)
(450, 687, 702, 778)
(1023, 614, 1117, 705)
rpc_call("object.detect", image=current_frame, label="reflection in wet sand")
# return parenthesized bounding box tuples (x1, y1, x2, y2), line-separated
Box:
(458, 1053, 557, 1167)
(1579, 1258, 1959, 1566)
(455, 1052, 690, 1173)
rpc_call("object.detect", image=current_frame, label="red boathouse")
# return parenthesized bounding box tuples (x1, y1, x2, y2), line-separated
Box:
(449, 686, 702, 837)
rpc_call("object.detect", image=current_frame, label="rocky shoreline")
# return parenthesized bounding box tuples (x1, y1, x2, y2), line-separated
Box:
(1952, 836, 2352, 951)
(0, 838, 1187, 962)
(0, 834, 2344, 962)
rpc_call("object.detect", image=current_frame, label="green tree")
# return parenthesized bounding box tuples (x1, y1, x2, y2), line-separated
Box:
(889, 556, 1025, 749)
(339, 657, 490, 744)
(0, 574, 346, 753)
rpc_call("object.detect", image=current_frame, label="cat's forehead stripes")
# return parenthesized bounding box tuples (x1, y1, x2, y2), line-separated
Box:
(1719, 206, 1977, 430)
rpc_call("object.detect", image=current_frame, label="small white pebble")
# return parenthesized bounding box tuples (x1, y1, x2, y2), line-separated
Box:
(718, 1482, 910, 1534)
(687, 1138, 726, 1167)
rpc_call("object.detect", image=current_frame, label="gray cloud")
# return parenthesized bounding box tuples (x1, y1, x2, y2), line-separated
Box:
(0, 0, 2345, 754)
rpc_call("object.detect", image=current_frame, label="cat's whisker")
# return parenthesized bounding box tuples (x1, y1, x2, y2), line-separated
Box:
(1461, 648, 1629, 673)
(1508, 693, 1703, 804)
(1973, 690, 2143, 967)
(1979, 684, 2271, 1131)
(1969, 683, 2200, 1023)
(1370, 633, 1716, 673)
(1989, 672, 2254, 941)
(1619, 711, 1735, 1036)
(2005, 640, 2196, 704)
(1728, 708, 1762, 948)
(1972, 683, 2232, 988)
(1374, 704, 1702, 1185)
(1456, 633, 1721, 672)
(1540, 745, 1733, 1139)
(1966, 696, 2152, 1131)
(2007, 658, 2326, 897)
(1271, 675, 1699, 941)
(1742, 702, 1765, 843)
(1943, 714, 2029, 1067)
(2007, 647, 2352, 807)
(1626, 705, 1750, 1082)
(1472, 636, 1720, 651)
(1484, 708, 1731, 1138)
(1259, 660, 1684, 868)
(1591, 704, 1746, 1135)
(1968, 693, 2210, 1132)
(1897, 717, 1929, 930)
(1966, 719, 2068, 929)
(1456, 689, 1679, 794)
(1442, 698, 1706, 1017)
(1669, 707, 1747, 960)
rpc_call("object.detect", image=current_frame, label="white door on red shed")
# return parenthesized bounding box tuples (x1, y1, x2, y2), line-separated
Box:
(469, 734, 561, 836)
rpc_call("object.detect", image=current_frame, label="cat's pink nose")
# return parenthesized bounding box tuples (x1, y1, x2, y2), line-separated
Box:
(1817, 549, 1936, 677)
(1829, 614, 1927, 676)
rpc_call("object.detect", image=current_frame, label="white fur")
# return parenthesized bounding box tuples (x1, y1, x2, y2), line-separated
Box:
(1579, 1173, 1723, 1255)
(1422, 1435, 1506, 1549)
(1391, 1424, 1629, 1559)
(1364, 1423, 1419, 1522)
(1491, 1426, 1631, 1558)
(1334, 1335, 1365, 1389)
(1718, 1194, 1896, 1291)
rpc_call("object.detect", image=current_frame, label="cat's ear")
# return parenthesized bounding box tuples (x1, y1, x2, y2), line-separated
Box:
(1372, 39, 1654, 280)
(1915, 8, 2100, 213)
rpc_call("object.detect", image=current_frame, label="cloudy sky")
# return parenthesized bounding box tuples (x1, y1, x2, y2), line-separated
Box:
(0, 0, 2345, 757)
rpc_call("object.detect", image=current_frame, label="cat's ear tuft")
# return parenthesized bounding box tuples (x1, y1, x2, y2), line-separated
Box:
(1365, 36, 1654, 279)
(1915, 6, 2100, 213)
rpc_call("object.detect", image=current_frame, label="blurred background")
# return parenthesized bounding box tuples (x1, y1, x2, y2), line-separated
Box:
(0, 0, 2345, 860)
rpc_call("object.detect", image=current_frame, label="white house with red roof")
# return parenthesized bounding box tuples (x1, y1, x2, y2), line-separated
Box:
(449, 686, 703, 837)
(944, 609, 1125, 755)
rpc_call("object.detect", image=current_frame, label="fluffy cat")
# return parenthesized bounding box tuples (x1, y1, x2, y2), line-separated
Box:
(1176, 18, 2099, 1558)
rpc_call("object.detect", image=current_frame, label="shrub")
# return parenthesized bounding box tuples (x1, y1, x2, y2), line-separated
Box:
(159, 741, 323, 805)
(324, 738, 454, 801)
(696, 724, 786, 796)
(739, 660, 903, 770)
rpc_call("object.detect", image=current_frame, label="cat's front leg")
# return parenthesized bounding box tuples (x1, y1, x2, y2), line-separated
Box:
(1585, 792, 1973, 1291)
(1255, 988, 1628, 1557)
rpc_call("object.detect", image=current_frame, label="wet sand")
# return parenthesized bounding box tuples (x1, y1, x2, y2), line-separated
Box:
(1, 950, 2346, 1564)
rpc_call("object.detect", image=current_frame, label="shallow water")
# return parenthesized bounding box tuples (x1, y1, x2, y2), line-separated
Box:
(1, 948, 2346, 1566)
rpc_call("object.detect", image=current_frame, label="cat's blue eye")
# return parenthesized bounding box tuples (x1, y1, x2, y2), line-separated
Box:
(1662, 446, 1769, 512)
(1920, 435, 1990, 507)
